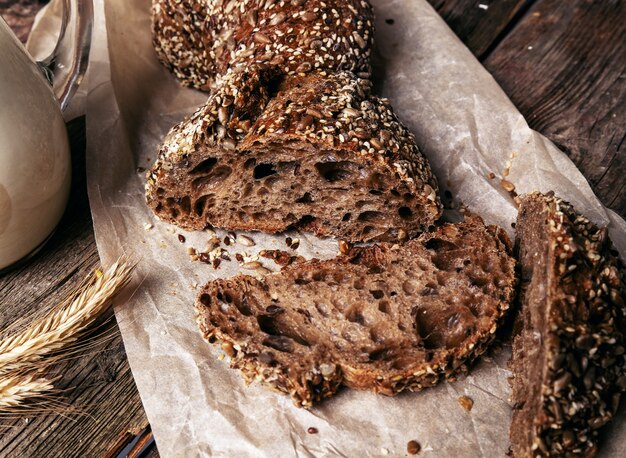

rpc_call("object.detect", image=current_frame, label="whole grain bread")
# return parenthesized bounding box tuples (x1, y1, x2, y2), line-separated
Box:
(146, 69, 442, 243)
(195, 214, 517, 407)
(151, 0, 374, 91)
(510, 192, 626, 457)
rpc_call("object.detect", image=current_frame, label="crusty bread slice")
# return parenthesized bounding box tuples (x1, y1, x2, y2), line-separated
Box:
(151, 0, 374, 91)
(146, 69, 442, 243)
(195, 215, 517, 407)
(510, 192, 626, 457)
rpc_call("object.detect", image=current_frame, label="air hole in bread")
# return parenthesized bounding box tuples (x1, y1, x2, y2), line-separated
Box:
(345, 305, 365, 324)
(342, 213, 352, 221)
(297, 214, 316, 227)
(243, 158, 257, 169)
(192, 166, 232, 191)
(254, 163, 278, 179)
(362, 226, 376, 237)
(368, 348, 397, 362)
(431, 253, 460, 272)
(469, 275, 489, 288)
(378, 300, 390, 314)
(315, 161, 357, 182)
(223, 289, 254, 316)
(194, 196, 208, 216)
(398, 206, 412, 219)
(296, 192, 313, 203)
(358, 211, 384, 222)
(262, 335, 294, 353)
(180, 196, 191, 214)
(370, 290, 384, 299)
(257, 315, 311, 347)
(190, 157, 218, 174)
(156, 187, 165, 197)
(200, 294, 211, 306)
(368, 265, 384, 274)
(425, 238, 459, 252)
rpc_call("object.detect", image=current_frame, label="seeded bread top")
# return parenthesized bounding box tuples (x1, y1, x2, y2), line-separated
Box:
(147, 69, 441, 208)
(152, 0, 374, 91)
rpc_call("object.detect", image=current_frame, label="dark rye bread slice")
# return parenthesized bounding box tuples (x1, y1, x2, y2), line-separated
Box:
(510, 192, 626, 457)
(195, 215, 517, 407)
(146, 69, 442, 242)
(151, 0, 374, 91)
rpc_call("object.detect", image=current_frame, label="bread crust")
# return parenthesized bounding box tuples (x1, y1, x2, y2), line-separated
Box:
(510, 192, 626, 457)
(195, 215, 517, 407)
(152, 0, 374, 91)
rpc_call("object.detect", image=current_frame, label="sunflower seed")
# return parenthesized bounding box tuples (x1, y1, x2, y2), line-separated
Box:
(237, 235, 255, 246)
(269, 12, 287, 26)
(254, 32, 272, 44)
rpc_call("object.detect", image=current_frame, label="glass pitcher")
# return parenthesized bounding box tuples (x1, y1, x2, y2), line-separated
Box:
(0, 0, 92, 272)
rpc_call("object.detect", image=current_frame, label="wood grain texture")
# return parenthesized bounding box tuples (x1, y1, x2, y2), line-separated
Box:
(428, 0, 532, 58)
(484, 0, 626, 218)
(0, 119, 149, 457)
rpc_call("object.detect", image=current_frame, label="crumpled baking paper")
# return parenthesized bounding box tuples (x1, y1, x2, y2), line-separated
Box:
(29, 0, 626, 456)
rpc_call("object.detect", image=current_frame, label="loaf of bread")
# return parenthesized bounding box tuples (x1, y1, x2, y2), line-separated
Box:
(510, 192, 626, 457)
(195, 215, 517, 407)
(152, 0, 374, 91)
(146, 69, 442, 242)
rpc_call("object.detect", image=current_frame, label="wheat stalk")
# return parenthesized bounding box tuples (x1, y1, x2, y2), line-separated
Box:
(0, 373, 55, 408)
(0, 260, 134, 378)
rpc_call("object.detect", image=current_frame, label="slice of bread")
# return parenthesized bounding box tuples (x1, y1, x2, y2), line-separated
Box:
(510, 192, 626, 457)
(151, 0, 374, 91)
(146, 70, 442, 243)
(195, 215, 517, 407)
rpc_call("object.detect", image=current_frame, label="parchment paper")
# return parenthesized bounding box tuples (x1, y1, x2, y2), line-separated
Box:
(32, 0, 626, 455)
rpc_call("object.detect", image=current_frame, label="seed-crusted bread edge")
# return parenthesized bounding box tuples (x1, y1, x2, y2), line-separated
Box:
(510, 191, 626, 457)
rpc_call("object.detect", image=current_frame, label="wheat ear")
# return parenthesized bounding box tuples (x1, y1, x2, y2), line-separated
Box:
(0, 373, 55, 408)
(0, 260, 134, 376)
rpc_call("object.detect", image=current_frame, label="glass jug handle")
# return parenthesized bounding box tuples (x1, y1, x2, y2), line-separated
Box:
(38, 0, 93, 111)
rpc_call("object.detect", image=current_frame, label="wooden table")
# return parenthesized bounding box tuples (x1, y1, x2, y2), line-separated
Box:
(1, 0, 624, 456)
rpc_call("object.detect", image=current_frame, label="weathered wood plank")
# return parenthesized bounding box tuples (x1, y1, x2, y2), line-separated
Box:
(427, 0, 532, 58)
(484, 0, 626, 218)
(0, 119, 149, 457)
